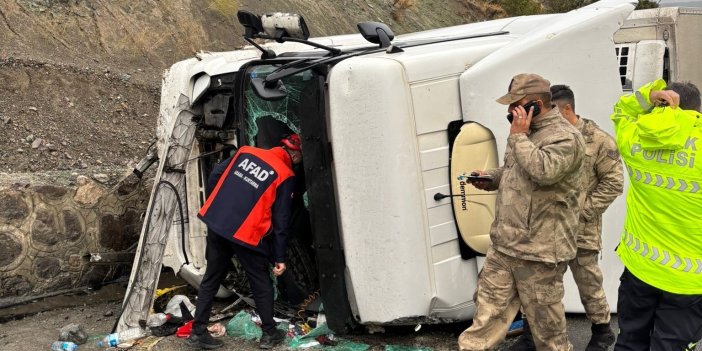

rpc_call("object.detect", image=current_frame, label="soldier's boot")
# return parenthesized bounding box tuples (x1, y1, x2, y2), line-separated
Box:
(508, 318, 536, 351)
(585, 323, 616, 351)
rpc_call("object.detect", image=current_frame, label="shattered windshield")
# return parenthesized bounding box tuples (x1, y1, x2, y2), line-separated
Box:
(242, 64, 319, 148)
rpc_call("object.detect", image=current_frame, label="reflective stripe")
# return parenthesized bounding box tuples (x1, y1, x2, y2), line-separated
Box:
(623, 230, 702, 274)
(626, 166, 701, 194)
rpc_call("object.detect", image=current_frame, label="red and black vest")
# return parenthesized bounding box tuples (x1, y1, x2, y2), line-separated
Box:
(198, 146, 295, 256)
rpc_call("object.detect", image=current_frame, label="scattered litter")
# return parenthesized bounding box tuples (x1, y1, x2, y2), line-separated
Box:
(154, 285, 188, 299)
(385, 345, 433, 351)
(165, 295, 196, 318)
(58, 323, 88, 345)
(226, 310, 262, 340)
(176, 320, 193, 338)
(316, 334, 338, 346)
(130, 336, 165, 351)
(97, 327, 146, 348)
(207, 323, 226, 338)
(507, 318, 524, 337)
(285, 321, 371, 350)
(50, 341, 78, 351)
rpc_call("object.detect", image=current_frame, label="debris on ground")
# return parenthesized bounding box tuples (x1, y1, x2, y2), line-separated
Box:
(164, 295, 196, 319)
(58, 323, 88, 344)
(384, 345, 433, 351)
(207, 323, 226, 338)
(226, 310, 264, 340)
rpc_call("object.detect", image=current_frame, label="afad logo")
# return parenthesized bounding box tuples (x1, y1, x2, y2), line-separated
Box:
(237, 158, 275, 181)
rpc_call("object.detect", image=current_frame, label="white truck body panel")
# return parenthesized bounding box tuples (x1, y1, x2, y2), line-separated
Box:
(328, 0, 635, 322)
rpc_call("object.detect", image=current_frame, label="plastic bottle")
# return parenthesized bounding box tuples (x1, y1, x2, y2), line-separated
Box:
(97, 327, 146, 348)
(146, 312, 171, 327)
(50, 341, 78, 351)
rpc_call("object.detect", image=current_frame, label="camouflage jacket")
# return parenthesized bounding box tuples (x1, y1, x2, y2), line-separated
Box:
(575, 117, 624, 251)
(485, 107, 585, 263)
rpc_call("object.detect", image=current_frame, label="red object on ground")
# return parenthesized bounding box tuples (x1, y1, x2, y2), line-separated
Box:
(176, 320, 193, 338)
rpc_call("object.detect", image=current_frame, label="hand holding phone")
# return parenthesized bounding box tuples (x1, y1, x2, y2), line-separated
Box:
(467, 171, 494, 190)
(466, 174, 494, 182)
(506, 100, 541, 124)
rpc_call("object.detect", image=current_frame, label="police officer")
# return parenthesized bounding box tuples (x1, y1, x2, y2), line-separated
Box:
(610, 79, 702, 350)
(187, 134, 303, 350)
(513, 85, 624, 351)
(458, 73, 585, 351)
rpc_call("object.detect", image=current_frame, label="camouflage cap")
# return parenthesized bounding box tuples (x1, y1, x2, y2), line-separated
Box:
(496, 73, 551, 105)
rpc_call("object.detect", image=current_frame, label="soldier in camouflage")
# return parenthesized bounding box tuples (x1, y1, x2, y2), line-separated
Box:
(513, 85, 624, 351)
(458, 73, 585, 351)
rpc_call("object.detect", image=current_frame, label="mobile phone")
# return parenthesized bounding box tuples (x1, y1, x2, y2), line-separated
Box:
(506, 100, 541, 123)
(466, 174, 494, 182)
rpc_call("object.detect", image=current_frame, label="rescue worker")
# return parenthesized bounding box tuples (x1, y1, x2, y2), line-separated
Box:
(513, 85, 624, 351)
(458, 73, 585, 351)
(187, 134, 303, 350)
(610, 79, 702, 351)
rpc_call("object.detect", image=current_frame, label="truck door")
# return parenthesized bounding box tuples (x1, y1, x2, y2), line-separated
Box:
(447, 121, 498, 256)
(614, 40, 667, 92)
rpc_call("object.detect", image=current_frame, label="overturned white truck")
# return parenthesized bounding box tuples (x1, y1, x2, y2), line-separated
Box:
(117, 1, 702, 333)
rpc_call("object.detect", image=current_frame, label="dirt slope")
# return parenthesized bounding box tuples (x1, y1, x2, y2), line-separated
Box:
(0, 0, 495, 173)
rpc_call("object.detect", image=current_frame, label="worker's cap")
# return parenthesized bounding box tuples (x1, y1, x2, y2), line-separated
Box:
(280, 134, 302, 151)
(496, 73, 551, 105)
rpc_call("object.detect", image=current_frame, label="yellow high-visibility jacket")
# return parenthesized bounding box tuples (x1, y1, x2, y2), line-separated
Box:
(611, 79, 702, 294)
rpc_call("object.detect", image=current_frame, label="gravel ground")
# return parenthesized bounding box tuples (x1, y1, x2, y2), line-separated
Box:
(0, 276, 621, 351)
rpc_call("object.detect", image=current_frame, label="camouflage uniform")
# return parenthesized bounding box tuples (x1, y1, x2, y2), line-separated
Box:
(459, 104, 585, 351)
(568, 117, 623, 325)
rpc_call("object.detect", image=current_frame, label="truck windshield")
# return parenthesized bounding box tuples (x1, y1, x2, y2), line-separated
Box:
(241, 64, 320, 149)
(237, 63, 324, 301)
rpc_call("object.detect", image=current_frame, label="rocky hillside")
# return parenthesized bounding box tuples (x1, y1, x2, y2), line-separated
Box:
(0, 0, 496, 173)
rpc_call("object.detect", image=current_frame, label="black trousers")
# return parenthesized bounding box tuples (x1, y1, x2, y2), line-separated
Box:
(615, 268, 702, 351)
(192, 232, 276, 335)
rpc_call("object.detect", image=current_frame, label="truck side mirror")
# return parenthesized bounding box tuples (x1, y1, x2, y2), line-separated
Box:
(237, 10, 264, 39)
(357, 22, 395, 48)
(251, 78, 288, 101)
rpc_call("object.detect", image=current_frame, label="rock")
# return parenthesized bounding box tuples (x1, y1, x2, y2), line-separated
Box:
(31, 138, 43, 149)
(92, 173, 109, 183)
(0, 192, 30, 223)
(59, 323, 88, 345)
(103, 310, 114, 317)
(46, 143, 56, 151)
(33, 256, 61, 279)
(16, 148, 24, 153)
(64, 152, 72, 159)
(28, 107, 37, 112)
(31, 207, 59, 246)
(61, 141, 68, 146)
(1, 116, 10, 124)
(0, 231, 23, 268)
(25, 134, 34, 142)
(74, 177, 105, 205)
(34, 185, 68, 199)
